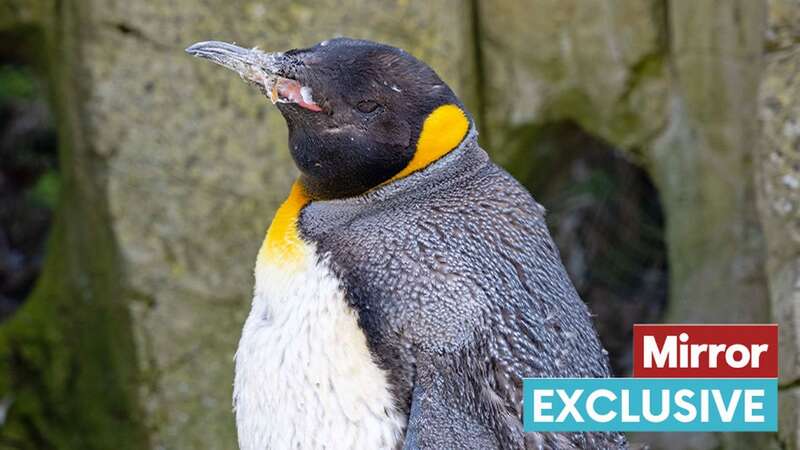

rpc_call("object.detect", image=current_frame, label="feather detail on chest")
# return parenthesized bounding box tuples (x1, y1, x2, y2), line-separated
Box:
(235, 182, 405, 450)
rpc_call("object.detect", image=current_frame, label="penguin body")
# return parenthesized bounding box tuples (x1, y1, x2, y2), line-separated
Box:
(187, 38, 627, 450)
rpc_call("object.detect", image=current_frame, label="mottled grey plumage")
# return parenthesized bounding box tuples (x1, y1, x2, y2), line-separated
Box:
(301, 130, 627, 450)
(188, 37, 628, 450)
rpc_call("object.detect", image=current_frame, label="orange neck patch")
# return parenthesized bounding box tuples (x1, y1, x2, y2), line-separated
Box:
(257, 180, 311, 267)
(389, 104, 470, 182)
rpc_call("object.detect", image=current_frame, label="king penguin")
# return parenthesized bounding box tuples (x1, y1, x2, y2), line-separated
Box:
(187, 38, 627, 450)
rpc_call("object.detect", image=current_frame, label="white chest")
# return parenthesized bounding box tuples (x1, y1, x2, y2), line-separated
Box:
(234, 247, 405, 450)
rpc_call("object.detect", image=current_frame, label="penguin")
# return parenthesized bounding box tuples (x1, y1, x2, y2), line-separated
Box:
(186, 38, 627, 450)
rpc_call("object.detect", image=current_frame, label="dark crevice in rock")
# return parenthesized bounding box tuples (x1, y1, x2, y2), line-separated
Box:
(618, 0, 669, 107)
(765, 38, 800, 55)
(103, 21, 170, 51)
(660, 0, 671, 55)
(0, 60, 58, 322)
(779, 378, 800, 391)
(469, 0, 489, 145)
(619, 51, 665, 105)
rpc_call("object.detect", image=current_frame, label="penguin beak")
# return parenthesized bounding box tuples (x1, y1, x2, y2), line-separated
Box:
(186, 40, 322, 112)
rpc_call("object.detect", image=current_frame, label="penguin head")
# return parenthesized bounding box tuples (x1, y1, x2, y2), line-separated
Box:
(187, 38, 472, 199)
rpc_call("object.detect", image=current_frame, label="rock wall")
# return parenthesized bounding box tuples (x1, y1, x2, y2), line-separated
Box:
(0, 1, 797, 449)
(481, 0, 769, 326)
(480, 3, 775, 447)
(0, 1, 148, 449)
(758, 1, 800, 449)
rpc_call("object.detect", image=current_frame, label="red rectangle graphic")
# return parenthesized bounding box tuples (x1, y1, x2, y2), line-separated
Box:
(633, 324, 778, 378)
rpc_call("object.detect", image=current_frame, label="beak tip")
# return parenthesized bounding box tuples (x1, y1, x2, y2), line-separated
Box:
(184, 40, 288, 84)
(185, 41, 208, 56)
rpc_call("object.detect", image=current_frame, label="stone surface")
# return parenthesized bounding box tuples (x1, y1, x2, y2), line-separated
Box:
(779, 387, 800, 450)
(1, 0, 799, 449)
(0, 1, 148, 448)
(757, 2, 800, 447)
(758, 19, 800, 387)
(0, 0, 44, 29)
(483, 1, 774, 449)
(481, 0, 770, 322)
(479, 0, 668, 158)
(654, 0, 769, 327)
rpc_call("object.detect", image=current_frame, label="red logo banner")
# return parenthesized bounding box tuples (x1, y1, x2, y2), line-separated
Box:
(633, 324, 778, 378)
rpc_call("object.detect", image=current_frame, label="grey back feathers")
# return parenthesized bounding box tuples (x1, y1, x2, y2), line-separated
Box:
(299, 134, 627, 449)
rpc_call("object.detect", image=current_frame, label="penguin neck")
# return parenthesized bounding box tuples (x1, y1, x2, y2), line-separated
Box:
(386, 103, 471, 184)
(364, 128, 486, 202)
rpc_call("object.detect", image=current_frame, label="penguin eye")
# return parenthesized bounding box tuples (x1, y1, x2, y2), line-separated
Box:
(356, 100, 381, 114)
